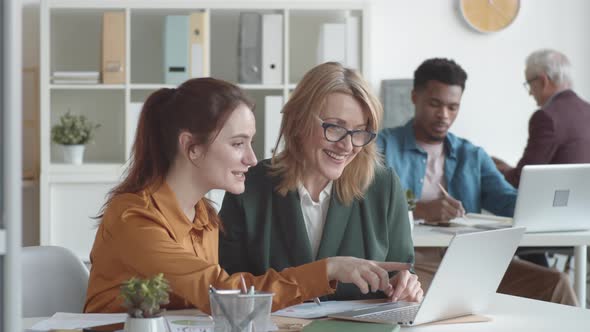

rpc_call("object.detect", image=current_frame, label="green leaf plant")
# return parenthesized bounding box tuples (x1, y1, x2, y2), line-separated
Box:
(120, 273, 171, 318)
(51, 111, 101, 145)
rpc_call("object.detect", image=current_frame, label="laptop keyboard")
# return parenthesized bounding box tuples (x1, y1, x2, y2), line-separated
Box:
(356, 304, 420, 324)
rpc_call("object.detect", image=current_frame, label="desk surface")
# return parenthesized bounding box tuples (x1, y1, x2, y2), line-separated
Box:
(413, 224, 590, 247)
(23, 294, 590, 332)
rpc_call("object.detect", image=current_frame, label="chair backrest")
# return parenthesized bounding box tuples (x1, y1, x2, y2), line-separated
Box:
(22, 246, 89, 317)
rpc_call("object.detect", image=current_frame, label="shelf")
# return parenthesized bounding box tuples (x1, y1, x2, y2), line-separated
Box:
(41, 0, 367, 272)
(49, 163, 125, 174)
(0, 229, 5, 255)
(50, 89, 126, 164)
(131, 84, 285, 90)
(47, 163, 126, 183)
(50, 84, 125, 90)
(130, 84, 177, 90)
(239, 84, 285, 90)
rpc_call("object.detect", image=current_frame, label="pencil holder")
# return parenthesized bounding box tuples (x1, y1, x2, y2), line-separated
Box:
(209, 289, 274, 332)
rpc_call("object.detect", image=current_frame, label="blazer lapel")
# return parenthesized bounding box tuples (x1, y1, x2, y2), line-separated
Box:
(316, 193, 354, 260)
(273, 190, 314, 266)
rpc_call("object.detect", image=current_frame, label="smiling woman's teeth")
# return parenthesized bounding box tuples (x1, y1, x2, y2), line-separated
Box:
(325, 150, 345, 160)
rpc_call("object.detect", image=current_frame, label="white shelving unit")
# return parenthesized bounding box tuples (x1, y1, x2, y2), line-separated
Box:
(39, 0, 368, 260)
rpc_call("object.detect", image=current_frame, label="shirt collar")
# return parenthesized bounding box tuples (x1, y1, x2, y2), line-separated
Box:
(297, 181, 333, 204)
(542, 89, 571, 109)
(401, 119, 457, 159)
(151, 182, 213, 237)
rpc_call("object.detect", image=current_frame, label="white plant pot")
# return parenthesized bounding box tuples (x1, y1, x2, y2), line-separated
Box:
(124, 316, 168, 332)
(61, 144, 85, 164)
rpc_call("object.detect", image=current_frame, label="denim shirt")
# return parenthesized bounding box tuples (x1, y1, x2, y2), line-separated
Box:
(377, 120, 517, 217)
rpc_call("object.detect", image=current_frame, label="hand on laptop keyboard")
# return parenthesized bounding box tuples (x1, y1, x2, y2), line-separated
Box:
(390, 270, 424, 303)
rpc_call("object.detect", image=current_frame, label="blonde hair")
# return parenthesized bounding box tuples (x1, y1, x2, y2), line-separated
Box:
(270, 62, 383, 205)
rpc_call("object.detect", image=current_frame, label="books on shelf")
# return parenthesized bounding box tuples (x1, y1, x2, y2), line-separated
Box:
(317, 15, 360, 69)
(127, 102, 143, 157)
(165, 15, 190, 85)
(264, 95, 284, 159)
(51, 71, 100, 84)
(102, 11, 126, 84)
(239, 13, 284, 85)
(189, 11, 210, 78)
(262, 14, 283, 85)
(238, 12, 263, 84)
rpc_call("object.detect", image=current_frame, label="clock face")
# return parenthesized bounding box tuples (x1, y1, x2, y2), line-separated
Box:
(460, 0, 520, 33)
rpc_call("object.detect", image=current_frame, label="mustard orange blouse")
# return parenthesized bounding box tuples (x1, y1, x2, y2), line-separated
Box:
(84, 183, 335, 313)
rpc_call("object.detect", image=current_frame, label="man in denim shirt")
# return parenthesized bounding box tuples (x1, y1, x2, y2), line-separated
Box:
(377, 58, 577, 306)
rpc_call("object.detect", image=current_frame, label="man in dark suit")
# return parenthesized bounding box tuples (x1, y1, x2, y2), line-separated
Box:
(493, 49, 590, 269)
(493, 49, 590, 187)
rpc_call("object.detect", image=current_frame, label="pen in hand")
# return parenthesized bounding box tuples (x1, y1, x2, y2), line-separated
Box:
(313, 297, 322, 306)
(437, 183, 465, 217)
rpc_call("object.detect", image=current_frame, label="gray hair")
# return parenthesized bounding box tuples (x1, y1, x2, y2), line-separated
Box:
(526, 49, 572, 88)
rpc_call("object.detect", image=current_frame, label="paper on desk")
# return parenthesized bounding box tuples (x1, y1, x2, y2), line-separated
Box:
(273, 300, 380, 319)
(28, 312, 127, 331)
(448, 213, 512, 226)
(418, 213, 513, 234)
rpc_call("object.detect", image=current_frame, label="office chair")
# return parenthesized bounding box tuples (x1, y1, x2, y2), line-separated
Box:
(22, 245, 89, 317)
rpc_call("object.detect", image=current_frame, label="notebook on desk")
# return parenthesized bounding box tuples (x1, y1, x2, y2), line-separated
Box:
(329, 227, 525, 326)
(476, 164, 590, 233)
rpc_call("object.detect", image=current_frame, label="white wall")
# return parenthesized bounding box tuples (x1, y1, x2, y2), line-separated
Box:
(368, 0, 590, 164)
(23, 0, 590, 165)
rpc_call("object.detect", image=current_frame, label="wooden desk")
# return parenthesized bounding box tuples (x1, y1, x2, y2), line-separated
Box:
(413, 224, 589, 307)
(23, 294, 590, 331)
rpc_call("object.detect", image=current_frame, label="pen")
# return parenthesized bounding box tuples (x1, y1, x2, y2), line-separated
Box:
(240, 274, 248, 294)
(437, 183, 450, 197)
(437, 183, 465, 217)
(313, 297, 322, 306)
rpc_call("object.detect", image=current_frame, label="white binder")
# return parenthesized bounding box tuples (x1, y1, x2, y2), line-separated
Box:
(164, 15, 189, 85)
(345, 16, 360, 70)
(126, 102, 143, 158)
(264, 96, 284, 159)
(262, 14, 283, 85)
(317, 23, 346, 65)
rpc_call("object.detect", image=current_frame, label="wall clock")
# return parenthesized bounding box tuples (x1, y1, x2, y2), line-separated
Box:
(460, 0, 520, 33)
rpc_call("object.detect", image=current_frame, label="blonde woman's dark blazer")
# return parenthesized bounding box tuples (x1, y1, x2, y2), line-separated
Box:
(219, 160, 414, 300)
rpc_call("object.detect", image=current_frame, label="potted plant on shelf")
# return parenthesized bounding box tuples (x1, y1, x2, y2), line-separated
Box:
(51, 111, 100, 165)
(405, 189, 417, 231)
(120, 273, 171, 332)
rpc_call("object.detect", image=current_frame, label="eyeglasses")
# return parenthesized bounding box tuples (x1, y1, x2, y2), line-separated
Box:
(319, 119, 376, 147)
(522, 77, 539, 92)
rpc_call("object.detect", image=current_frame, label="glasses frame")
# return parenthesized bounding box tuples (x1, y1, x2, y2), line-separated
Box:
(319, 120, 376, 147)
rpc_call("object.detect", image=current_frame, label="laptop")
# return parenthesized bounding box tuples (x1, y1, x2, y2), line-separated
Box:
(328, 227, 525, 326)
(477, 164, 590, 233)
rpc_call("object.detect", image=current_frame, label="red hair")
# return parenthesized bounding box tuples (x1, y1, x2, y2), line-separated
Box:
(99, 78, 254, 227)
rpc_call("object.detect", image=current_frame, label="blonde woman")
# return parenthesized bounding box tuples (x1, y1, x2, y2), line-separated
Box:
(220, 63, 423, 302)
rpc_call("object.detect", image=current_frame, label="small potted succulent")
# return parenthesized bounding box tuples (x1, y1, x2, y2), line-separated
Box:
(120, 273, 171, 332)
(51, 111, 100, 164)
(405, 189, 417, 231)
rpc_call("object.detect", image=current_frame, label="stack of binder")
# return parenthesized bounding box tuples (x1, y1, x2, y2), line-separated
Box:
(238, 12, 283, 85)
(51, 71, 100, 84)
(164, 12, 209, 85)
